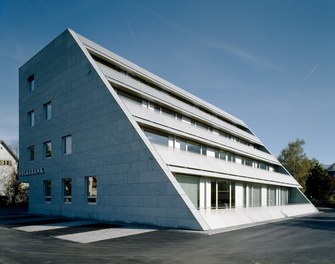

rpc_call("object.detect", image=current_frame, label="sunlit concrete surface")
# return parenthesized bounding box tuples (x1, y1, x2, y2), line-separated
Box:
(55, 227, 155, 244)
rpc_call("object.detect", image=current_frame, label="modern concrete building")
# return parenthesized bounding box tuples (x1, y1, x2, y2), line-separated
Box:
(0, 140, 18, 201)
(19, 29, 317, 231)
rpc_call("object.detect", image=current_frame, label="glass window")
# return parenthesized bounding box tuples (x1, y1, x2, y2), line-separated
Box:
(63, 178, 72, 203)
(87, 176, 97, 203)
(267, 186, 276, 206)
(242, 158, 253, 167)
(179, 139, 186, 151)
(116, 89, 142, 104)
(1, 160, 11, 166)
(226, 153, 235, 162)
(201, 146, 207, 156)
(28, 74, 35, 92)
(142, 100, 148, 108)
(243, 183, 247, 208)
(219, 131, 230, 138)
(259, 163, 269, 170)
(230, 181, 235, 208)
(44, 102, 52, 120)
(44, 180, 51, 202)
(148, 102, 155, 111)
(28, 146, 35, 161)
(250, 184, 261, 207)
(176, 175, 199, 208)
(186, 141, 201, 154)
(211, 180, 235, 209)
(44, 141, 52, 158)
(219, 151, 226, 160)
(63, 135, 72, 155)
(280, 187, 289, 205)
(217, 180, 230, 209)
(161, 107, 175, 118)
(144, 130, 169, 146)
(28, 110, 35, 127)
(195, 121, 209, 131)
(153, 104, 161, 112)
(211, 180, 217, 208)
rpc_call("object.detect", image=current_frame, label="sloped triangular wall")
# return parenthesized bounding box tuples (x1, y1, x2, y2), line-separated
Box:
(70, 30, 210, 230)
(19, 29, 208, 230)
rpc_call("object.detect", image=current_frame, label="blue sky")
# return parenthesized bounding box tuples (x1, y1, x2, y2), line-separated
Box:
(1, 0, 334, 164)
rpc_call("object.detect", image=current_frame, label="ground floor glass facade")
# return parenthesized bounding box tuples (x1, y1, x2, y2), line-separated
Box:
(175, 174, 308, 210)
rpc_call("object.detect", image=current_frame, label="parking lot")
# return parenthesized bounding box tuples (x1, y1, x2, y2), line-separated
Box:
(0, 207, 334, 263)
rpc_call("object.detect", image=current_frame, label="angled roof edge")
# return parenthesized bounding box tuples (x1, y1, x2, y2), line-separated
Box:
(71, 29, 248, 129)
(0, 140, 19, 163)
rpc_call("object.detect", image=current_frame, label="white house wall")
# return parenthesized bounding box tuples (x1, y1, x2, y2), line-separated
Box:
(0, 142, 18, 196)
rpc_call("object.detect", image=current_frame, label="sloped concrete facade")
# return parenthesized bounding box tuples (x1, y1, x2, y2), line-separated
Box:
(19, 30, 207, 230)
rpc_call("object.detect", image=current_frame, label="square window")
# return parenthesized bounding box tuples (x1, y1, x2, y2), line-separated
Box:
(44, 180, 51, 202)
(28, 146, 35, 161)
(86, 176, 97, 203)
(63, 178, 72, 203)
(63, 135, 72, 155)
(28, 110, 35, 127)
(44, 102, 52, 120)
(44, 141, 52, 158)
(28, 74, 35, 92)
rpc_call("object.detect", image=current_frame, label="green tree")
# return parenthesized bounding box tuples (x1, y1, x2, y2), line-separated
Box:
(278, 139, 311, 191)
(4, 171, 29, 206)
(305, 160, 335, 203)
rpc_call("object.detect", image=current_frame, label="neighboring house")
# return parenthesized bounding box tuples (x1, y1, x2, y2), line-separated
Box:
(19, 29, 317, 231)
(0, 140, 18, 200)
(326, 163, 335, 177)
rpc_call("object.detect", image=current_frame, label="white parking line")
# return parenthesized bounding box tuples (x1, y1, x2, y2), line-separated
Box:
(55, 227, 155, 243)
(14, 220, 98, 232)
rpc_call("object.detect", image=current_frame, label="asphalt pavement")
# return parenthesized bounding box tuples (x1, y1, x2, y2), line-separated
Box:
(0, 207, 334, 264)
